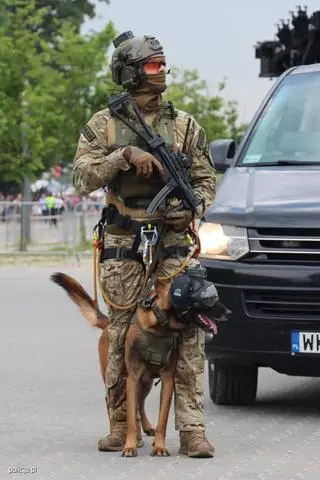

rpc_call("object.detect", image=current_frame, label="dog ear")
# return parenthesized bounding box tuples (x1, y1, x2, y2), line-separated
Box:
(155, 281, 171, 311)
(136, 306, 158, 329)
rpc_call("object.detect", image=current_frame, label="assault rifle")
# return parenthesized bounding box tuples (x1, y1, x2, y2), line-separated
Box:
(108, 92, 201, 216)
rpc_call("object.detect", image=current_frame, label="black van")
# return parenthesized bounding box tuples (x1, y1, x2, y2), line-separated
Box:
(201, 63, 320, 406)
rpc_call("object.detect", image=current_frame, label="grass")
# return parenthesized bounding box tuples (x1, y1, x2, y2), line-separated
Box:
(49, 240, 92, 253)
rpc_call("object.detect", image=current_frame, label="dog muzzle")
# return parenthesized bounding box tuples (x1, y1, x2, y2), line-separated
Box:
(169, 266, 219, 313)
(168, 266, 230, 333)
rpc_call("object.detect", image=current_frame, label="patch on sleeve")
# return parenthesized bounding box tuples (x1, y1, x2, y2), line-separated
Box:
(196, 128, 206, 151)
(81, 124, 96, 143)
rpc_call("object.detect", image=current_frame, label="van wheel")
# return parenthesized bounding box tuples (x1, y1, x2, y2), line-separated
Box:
(208, 360, 258, 405)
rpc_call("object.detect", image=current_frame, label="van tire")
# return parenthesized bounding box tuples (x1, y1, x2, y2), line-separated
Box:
(208, 360, 258, 405)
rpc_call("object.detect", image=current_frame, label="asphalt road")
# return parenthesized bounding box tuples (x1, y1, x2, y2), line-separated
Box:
(2, 263, 320, 480)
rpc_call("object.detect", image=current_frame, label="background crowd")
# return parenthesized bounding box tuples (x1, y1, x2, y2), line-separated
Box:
(0, 189, 105, 224)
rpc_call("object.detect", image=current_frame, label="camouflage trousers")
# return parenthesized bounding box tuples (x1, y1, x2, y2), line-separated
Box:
(99, 231, 205, 432)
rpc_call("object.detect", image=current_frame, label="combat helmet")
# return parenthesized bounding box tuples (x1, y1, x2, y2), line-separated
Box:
(110, 31, 164, 90)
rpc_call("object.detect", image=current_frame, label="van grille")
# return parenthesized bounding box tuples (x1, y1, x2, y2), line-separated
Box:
(243, 289, 320, 319)
(248, 228, 320, 260)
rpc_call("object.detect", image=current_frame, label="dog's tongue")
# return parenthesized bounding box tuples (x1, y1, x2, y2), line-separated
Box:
(197, 314, 217, 335)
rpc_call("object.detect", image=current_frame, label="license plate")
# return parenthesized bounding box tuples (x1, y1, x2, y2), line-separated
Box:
(291, 331, 320, 354)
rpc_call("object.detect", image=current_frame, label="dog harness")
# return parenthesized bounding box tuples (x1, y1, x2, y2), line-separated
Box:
(143, 331, 180, 378)
(131, 294, 181, 378)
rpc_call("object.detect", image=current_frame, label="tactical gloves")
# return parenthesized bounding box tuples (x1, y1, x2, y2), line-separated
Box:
(123, 146, 164, 178)
(163, 207, 194, 232)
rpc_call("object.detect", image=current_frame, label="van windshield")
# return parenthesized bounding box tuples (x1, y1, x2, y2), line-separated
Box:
(238, 71, 320, 166)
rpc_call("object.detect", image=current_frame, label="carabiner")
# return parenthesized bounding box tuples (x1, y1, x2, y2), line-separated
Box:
(140, 224, 158, 266)
(140, 224, 158, 246)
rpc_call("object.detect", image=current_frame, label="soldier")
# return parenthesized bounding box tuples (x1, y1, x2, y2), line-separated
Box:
(73, 31, 216, 458)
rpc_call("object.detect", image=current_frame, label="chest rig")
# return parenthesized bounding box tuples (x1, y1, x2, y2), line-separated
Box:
(108, 102, 177, 209)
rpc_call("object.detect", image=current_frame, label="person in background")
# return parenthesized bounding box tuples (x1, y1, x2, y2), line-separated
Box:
(45, 193, 57, 227)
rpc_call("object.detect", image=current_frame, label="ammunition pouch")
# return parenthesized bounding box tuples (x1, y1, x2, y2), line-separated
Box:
(143, 331, 180, 377)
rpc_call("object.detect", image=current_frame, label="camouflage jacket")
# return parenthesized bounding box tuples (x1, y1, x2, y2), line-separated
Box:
(73, 103, 216, 219)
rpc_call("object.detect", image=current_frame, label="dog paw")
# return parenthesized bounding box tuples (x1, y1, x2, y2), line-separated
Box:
(151, 446, 170, 457)
(144, 427, 156, 436)
(121, 447, 138, 457)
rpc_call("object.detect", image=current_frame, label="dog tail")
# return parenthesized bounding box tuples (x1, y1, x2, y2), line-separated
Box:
(50, 272, 109, 330)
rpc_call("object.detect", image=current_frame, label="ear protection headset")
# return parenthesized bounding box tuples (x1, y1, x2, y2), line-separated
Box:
(120, 63, 146, 90)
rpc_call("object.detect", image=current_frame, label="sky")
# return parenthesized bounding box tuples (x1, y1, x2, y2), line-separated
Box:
(83, 0, 319, 124)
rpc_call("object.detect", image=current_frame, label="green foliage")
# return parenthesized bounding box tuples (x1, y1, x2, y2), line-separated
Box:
(4, 0, 110, 41)
(0, 1, 246, 185)
(165, 68, 248, 144)
(0, 0, 115, 183)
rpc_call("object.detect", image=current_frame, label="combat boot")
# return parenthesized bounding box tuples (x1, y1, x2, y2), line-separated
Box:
(98, 422, 144, 452)
(179, 431, 215, 458)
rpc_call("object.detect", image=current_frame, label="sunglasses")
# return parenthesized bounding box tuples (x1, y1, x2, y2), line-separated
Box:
(143, 58, 167, 74)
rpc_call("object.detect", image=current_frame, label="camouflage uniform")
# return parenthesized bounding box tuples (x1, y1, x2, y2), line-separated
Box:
(73, 105, 215, 440)
(73, 29, 216, 457)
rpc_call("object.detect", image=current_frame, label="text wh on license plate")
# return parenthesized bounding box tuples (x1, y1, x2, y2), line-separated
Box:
(291, 331, 320, 354)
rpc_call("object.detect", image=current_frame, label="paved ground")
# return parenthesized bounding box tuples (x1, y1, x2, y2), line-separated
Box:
(2, 262, 320, 480)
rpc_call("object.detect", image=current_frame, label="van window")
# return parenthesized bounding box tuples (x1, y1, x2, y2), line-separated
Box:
(238, 71, 320, 165)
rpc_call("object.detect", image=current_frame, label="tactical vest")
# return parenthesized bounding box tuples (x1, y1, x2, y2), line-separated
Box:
(108, 102, 177, 209)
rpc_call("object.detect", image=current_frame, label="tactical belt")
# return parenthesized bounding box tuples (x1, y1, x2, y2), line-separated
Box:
(100, 204, 147, 235)
(100, 247, 143, 264)
(96, 204, 148, 264)
(97, 204, 190, 264)
(100, 245, 190, 264)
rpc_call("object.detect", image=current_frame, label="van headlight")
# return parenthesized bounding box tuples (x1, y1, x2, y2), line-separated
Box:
(198, 223, 249, 261)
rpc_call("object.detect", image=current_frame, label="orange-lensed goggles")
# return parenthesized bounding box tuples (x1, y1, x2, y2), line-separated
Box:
(143, 59, 166, 74)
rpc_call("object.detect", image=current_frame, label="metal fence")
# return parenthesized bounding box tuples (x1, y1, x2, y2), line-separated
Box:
(0, 200, 104, 258)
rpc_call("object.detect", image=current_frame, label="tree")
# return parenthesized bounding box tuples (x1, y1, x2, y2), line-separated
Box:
(0, 0, 115, 183)
(164, 68, 247, 144)
(36, 0, 111, 43)
(0, 2, 246, 185)
(1, 0, 111, 42)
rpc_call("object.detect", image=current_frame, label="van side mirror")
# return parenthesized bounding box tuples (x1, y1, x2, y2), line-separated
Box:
(209, 139, 236, 172)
